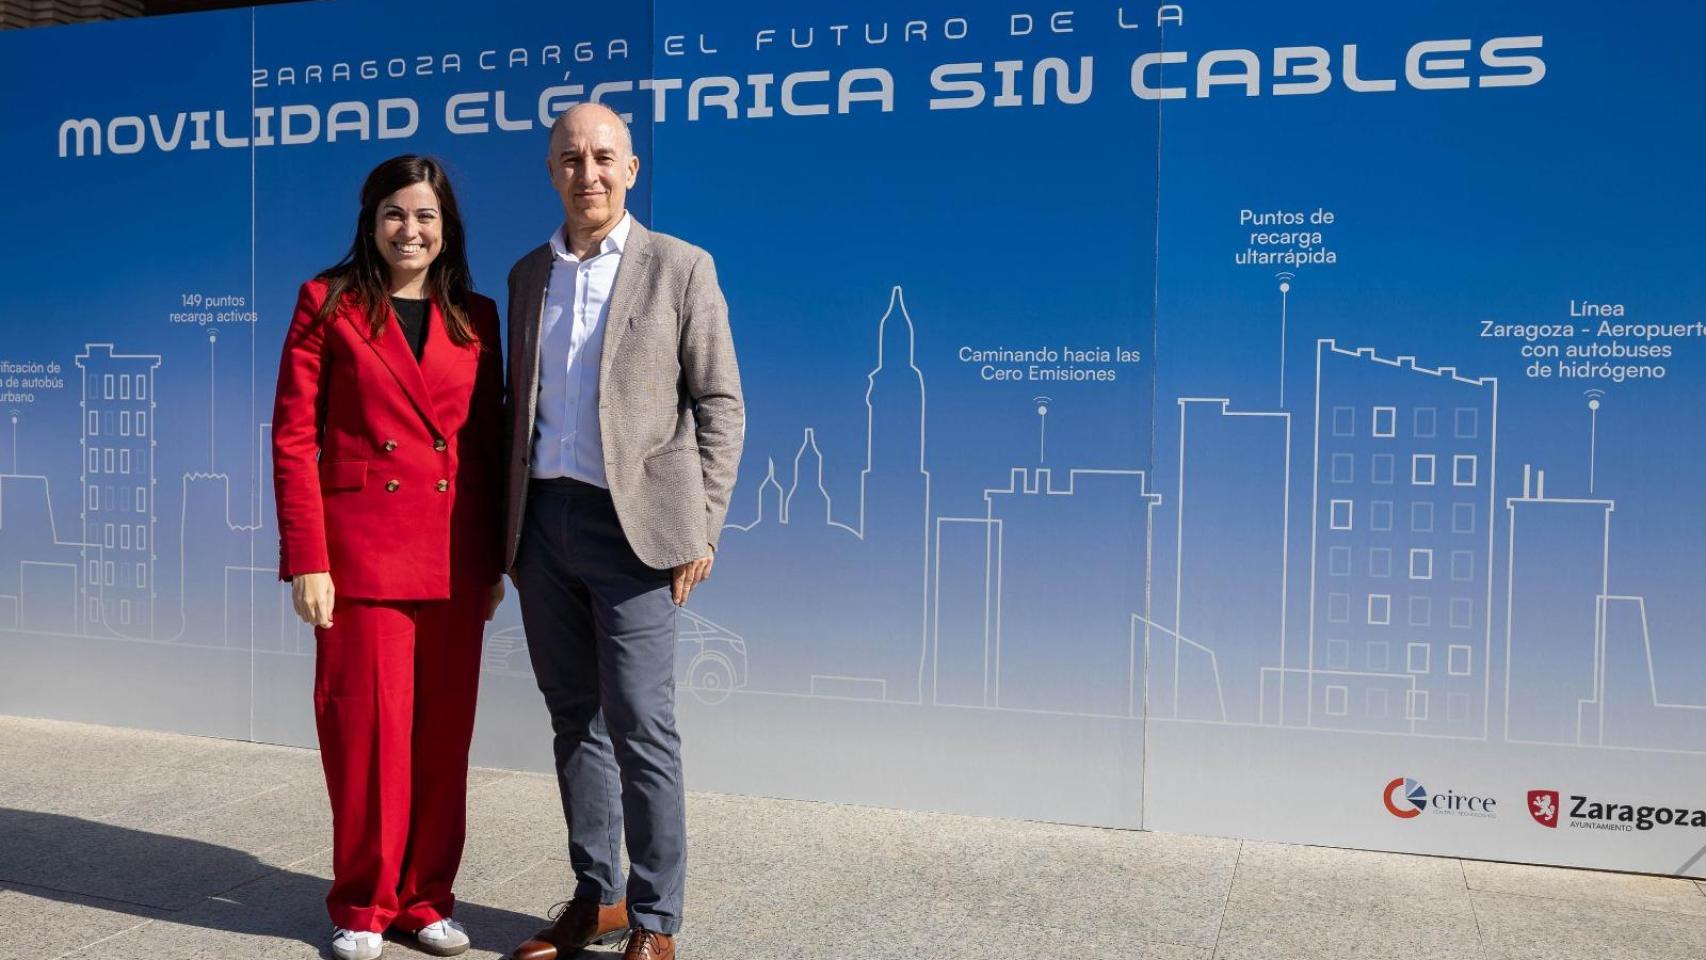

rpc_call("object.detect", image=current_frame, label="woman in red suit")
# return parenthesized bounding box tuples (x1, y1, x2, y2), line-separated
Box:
(272, 155, 504, 960)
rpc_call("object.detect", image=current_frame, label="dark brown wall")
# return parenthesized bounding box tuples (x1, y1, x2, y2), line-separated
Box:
(143, 0, 300, 11)
(0, 0, 143, 29)
(0, 0, 299, 30)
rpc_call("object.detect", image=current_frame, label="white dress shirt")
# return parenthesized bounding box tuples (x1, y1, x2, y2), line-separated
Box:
(530, 213, 632, 487)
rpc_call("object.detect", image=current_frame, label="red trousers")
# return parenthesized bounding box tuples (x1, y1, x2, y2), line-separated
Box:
(313, 592, 485, 933)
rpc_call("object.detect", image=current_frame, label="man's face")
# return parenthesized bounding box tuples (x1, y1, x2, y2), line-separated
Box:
(548, 109, 639, 234)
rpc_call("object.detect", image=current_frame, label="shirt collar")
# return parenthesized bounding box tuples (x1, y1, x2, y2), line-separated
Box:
(550, 212, 633, 262)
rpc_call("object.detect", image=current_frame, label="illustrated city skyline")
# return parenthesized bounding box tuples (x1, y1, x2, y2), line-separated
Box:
(0, 281, 1700, 755)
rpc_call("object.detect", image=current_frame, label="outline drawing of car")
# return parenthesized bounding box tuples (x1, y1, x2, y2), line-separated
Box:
(481, 624, 532, 677)
(675, 609, 748, 705)
(483, 613, 748, 706)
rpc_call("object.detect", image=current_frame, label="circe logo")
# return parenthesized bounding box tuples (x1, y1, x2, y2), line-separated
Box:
(1383, 777, 1428, 819)
(1528, 790, 1560, 828)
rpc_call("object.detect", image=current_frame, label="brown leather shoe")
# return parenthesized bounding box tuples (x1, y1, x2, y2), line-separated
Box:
(507, 898, 628, 960)
(622, 930, 674, 960)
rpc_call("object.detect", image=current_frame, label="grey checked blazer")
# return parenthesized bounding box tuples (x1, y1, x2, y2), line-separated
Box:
(503, 219, 744, 571)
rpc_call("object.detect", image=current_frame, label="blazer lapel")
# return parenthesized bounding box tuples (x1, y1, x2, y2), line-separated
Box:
(598, 219, 654, 388)
(517, 244, 553, 438)
(354, 299, 444, 438)
(418, 298, 459, 399)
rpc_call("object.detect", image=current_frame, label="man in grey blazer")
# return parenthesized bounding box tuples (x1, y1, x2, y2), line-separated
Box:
(505, 102, 743, 960)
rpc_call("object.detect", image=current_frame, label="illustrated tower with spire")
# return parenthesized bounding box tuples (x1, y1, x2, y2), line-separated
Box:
(858, 287, 932, 702)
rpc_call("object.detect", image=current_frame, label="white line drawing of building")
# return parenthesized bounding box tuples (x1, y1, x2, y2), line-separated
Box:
(709, 285, 1157, 718)
(863, 286, 933, 672)
(1134, 612, 1226, 721)
(155, 415, 284, 650)
(171, 470, 263, 646)
(0, 474, 94, 635)
(1169, 398, 1290, 725)
(1306, 340, 1497, 738)
(1504, 465, 1706, 753)
(246, 422, 306, 654)
(785, 428, 859, 537)
(1503, 466, 1611, 745)
(704, 287, 931, 703)
(854, 285, 932, 702)
(76, 344, 160, 640)
(723, 458, 782, 533)
(934, 466, 1161, 718)
(2, 343, 296, 653)
(1596, 595, 1706, 752)
(931, 515, 997, 708)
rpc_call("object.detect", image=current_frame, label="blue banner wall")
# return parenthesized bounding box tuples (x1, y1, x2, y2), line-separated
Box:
(1, 1, 1702, 876)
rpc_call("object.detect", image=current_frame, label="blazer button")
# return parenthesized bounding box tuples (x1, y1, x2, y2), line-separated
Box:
(383, 439, 398, 452)
(433, 439, 447, 451)
(436, 479, 450, 492)
(385, 480, 400, 492)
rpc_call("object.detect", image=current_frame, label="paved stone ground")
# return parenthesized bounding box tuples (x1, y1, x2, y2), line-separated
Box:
(1, 716, 1702, 960)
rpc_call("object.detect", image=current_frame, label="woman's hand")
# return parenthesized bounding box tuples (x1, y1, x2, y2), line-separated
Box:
(486, 579, 505, 621)
(291, 571, 336, 628)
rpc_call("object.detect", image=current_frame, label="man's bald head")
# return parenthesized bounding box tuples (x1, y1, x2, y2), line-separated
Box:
(549, 102, 633, 160)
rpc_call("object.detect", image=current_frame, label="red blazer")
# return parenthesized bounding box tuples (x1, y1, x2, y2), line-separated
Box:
(272, 278, 505, 600)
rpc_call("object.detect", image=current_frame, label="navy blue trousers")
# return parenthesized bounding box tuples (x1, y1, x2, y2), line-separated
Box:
(513, 478, 685, 934)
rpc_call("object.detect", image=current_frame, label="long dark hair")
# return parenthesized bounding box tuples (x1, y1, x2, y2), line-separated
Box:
(314, 155, 476, 345)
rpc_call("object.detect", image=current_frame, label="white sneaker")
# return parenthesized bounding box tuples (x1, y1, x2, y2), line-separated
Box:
(413, 917, 470, 957)
(330, 927, 383, 960)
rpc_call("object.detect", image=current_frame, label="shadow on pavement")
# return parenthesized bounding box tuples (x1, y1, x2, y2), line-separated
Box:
(0, 807, 554, 957)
